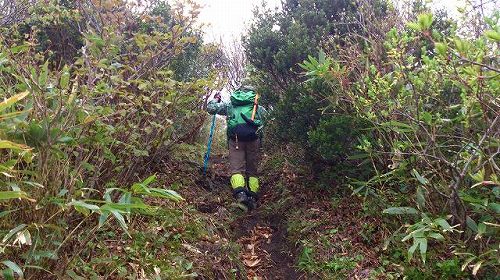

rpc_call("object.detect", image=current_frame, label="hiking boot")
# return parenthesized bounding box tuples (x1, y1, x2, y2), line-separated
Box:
(234, 191, 249, 204)
(246, 195, 257, 211)
(232, 191, 250, 213)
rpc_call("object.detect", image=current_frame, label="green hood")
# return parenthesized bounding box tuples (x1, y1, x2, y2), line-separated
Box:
(230, 90, 255, 106)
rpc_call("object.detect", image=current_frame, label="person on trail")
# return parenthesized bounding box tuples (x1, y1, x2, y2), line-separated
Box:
(207, 82, 266, 210)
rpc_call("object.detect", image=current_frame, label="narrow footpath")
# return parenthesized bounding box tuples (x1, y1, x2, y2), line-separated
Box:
(192, 154, 303, 279)
(230, 191, 301, 279)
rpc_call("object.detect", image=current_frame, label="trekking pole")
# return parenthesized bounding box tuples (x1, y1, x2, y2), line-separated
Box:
(251, 93, 260, 121)
(203, 114, 217, 175)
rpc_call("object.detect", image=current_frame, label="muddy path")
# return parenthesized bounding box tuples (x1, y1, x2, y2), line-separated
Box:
(199, 154, 303, 279)
(230, 194, 302, 279)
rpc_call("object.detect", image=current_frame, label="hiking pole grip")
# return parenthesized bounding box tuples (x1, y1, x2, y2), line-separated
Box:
(251, 94, 260, 121)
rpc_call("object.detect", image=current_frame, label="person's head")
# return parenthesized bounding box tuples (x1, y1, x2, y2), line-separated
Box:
(239, 77, 255, 92)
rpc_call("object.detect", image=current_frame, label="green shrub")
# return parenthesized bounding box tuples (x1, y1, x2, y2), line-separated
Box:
(0, 1, 219, 278)
(309, 115, 369, 161)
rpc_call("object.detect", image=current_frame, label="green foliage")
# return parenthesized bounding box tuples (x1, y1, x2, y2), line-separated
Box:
(0, 0, 218, 278)
(245, 0, 389, 186)
(248, 0, 499, 277)
(298, 244, 363, 277)
(298, 7, 499, 277)
(309, 115, 369, 161)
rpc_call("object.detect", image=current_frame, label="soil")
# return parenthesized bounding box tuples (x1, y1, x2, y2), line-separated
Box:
(196, 154, 304, 280)
(230, 202, 303, 279)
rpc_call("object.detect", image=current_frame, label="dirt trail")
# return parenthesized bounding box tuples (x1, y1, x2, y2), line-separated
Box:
(230, 194, 302, 279)
(200, 155, 303, 280)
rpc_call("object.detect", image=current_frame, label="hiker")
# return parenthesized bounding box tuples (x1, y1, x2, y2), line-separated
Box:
(207, 82, 266, 210)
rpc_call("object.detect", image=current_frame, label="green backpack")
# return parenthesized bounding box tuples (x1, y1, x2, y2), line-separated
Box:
(227, 90, 262, 141)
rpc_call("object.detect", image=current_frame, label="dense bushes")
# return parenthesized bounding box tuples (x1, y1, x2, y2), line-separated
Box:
(244, 0, 383, 182)
(0, 0, 218, 278)
(246, 0, 499, 277)
(303, 10, 499, 279)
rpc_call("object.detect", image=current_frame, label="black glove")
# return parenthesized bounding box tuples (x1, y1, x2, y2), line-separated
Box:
(214, 93, 222, 103)
(241, 113, 259, 127)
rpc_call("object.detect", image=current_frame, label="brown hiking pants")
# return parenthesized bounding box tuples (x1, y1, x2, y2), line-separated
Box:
(229, 139, 260, 177)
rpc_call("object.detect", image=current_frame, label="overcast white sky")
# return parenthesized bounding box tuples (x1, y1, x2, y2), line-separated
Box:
(197, 0, 281, 43)
(195, 0, 492, 43)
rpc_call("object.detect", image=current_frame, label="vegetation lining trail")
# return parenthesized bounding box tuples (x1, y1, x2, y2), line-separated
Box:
(0, 0, 498, 278)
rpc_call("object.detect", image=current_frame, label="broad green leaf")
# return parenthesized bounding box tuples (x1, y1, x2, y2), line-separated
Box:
(460, 193, 484, 204)
(383, 207, 419, 215)
(484, 30, 500, 41)
(419, 238, 427, 263)
(69, 200, 100, 211)
(402, 232, 413, 242)
(434, 218, 452, 231)
(38, 60, 49, 87)
(57, 136, 74, 143)
(100, 202, 149, 212)
(1, 261, 23, 278)
(118, 192, 132, 205)
(408, 242, 418, 261)
(66, 269, 86, 280)
(466, 216, 478, 232)
(2, 224, 26, 243)
(142, 175, 156, 186)
(428, 233, 444, 240)
(2, 268, 14, 280)
(418, 13, 433, 30)
(407, 228, 425, 239)
(147, 188, 184, 201)
(69, 201, 99, 216)
(420, 212, 431, 224)
(318, 50, 326, 64)
(0, 191, 30, 201)
(380, 121, 415, 133)
(131, 183, 148, 194)
(488, 203, 500, 214)
(434, 42, 447, 56)
(108, 210, 130, 237)
(407, 22, 420, 31)
(411, 169, 428, 185)
(98, 212, 110, 228)
(416, 186, 426, 210)
(59, 65, 71, 89)
(420, 111, 432, 124)
(475, 223, 486, 240)
(0, 140, 31, 151)
(10, 44, 29, 54)
(0, 91, 29, 112)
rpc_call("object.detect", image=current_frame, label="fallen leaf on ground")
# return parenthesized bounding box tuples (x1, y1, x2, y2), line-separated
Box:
(182, 243, 201, 254)
(244, 258, 261, 267)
